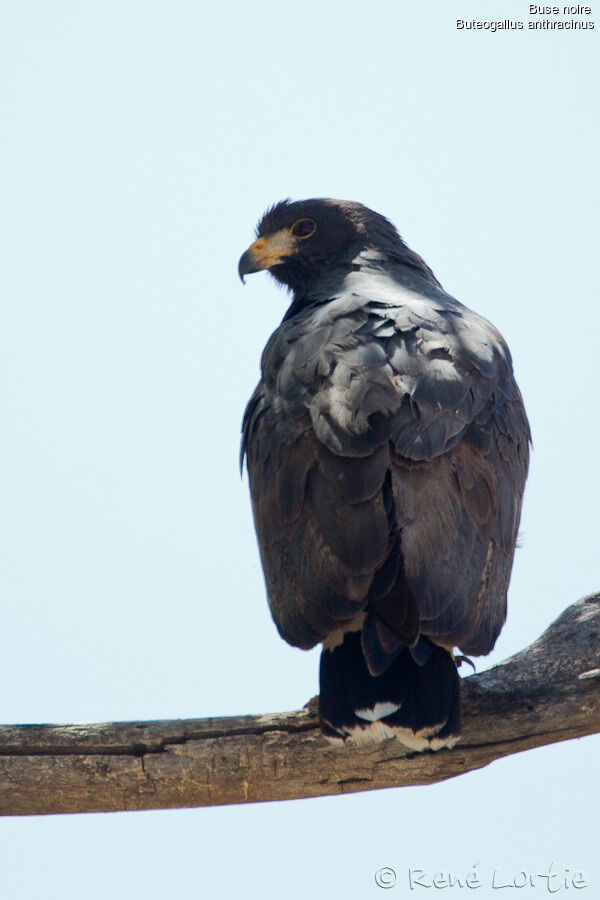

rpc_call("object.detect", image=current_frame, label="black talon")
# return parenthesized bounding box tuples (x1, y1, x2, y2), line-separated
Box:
(454, 654, 476, 673)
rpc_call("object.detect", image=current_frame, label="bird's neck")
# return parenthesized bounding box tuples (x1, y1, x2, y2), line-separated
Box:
(284, 245, 442, 321)
(354, 245, 442, 289)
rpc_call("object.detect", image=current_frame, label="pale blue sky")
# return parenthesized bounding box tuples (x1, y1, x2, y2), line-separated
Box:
(0, 1, 598, 897)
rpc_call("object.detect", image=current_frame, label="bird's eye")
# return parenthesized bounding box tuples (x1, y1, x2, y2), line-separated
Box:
(291, 218, 316, 239)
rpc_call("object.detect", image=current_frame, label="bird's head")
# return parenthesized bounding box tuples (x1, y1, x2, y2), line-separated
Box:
(238, 198, 402, 294)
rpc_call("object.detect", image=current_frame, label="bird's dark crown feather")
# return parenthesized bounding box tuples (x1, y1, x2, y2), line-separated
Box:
(254, 198, 441, 295)
(256, 197, 397, 243)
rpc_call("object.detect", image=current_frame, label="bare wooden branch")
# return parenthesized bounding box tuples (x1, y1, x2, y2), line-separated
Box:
(0, 593, 599, 816)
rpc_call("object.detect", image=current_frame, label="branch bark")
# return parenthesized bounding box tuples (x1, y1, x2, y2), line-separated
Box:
(1, 593, 599, 816)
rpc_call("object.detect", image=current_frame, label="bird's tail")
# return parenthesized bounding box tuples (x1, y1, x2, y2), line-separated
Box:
(318, 627, 461, 750)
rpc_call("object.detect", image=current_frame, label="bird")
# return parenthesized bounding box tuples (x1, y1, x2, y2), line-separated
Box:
(238, 199, 530, 749)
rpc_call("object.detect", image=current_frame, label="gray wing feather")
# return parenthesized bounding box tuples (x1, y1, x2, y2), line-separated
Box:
(242, 278, 530, 654)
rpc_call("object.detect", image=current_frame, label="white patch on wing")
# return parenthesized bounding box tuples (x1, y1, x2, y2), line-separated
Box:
(321, 612, 366, 651)
(343, 265, 438, 314)
(355, 702, 400, 721)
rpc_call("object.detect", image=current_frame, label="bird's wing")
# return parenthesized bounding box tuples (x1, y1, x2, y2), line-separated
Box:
(380, 292, 530, 655)
(242, 283, 529, 654)
(242, 304, 396, 650)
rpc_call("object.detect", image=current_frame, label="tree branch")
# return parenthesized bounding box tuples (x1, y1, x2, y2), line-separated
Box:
(1, 593, 599, 816)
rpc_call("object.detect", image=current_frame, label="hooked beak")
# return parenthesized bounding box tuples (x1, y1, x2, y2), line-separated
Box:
(238, 231, 296, 283)
(238, 244, 262, 283)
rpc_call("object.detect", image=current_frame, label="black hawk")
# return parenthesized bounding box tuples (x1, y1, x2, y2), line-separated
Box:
(239, 199, 530, 749)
